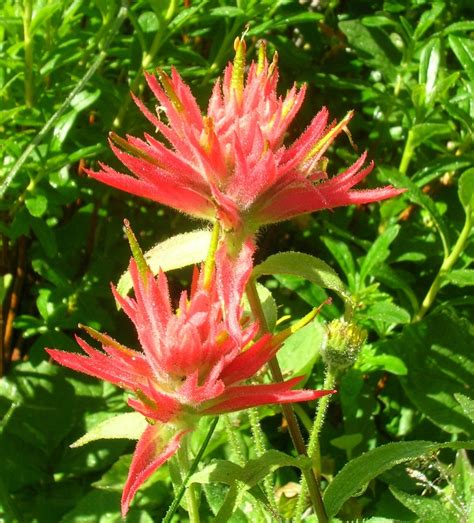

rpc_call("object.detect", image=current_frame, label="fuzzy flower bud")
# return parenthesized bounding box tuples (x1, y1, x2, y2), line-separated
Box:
(322, 319, 367, 372)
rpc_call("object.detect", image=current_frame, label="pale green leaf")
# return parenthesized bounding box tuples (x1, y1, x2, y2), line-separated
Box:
(444, 269, 474, 288)
(458, 168, 474, 209)
(277, 320, 326, 383)
(70, 412, 148, 448)
(117, 229, 212, 297)
(252, 252, 350, 309)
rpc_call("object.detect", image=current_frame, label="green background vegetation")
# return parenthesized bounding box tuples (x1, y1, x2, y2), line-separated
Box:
(1, 0, 473, 521)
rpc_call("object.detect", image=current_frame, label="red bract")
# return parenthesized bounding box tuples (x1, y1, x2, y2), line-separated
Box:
(46, 259, 333, 515)
(89, 39, 403, 235)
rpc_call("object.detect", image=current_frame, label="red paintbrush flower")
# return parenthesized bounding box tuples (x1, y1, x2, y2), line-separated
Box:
(88, 39, 403, 236)
(46, 255, 333, 515)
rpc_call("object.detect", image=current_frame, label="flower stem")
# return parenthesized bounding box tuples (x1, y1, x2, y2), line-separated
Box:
(398, 128, 414, 176)
(248, 408, 278, 513)
(177, 437, 200, 523)
(223, 415, 246, 465)
(294, 370, 336, 522)
(307, 370, 337, 472)
(203, 222, 221, 290)
(245, 277, 328, 523)
(23, 0, 34, 108)
(163, 417, 219, 523)
(414, 204, 472, 322)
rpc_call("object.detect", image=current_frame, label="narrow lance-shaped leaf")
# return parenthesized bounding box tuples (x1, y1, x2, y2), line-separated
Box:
(324, 440, 474, 518)
(116, 229, 212, 297)
(70, 412, 149, 448)
(252, 251, 352, 315)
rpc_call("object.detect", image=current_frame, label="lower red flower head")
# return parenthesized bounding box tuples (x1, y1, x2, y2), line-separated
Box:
(47, 256, 334, 515)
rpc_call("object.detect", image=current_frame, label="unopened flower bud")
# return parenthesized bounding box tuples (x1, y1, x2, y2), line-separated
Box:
(322, 319, 367, 372)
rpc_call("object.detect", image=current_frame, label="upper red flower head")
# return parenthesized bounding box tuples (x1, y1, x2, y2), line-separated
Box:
(46, 252, 333, 515)
(89, 39, 403, 235)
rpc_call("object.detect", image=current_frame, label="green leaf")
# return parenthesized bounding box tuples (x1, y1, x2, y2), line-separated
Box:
(70, 412, 148, 448)
(359, 225, 400, 286)
(191, 450, 310, 488)
(190, 450, 311, 521)
(210, 6, 244, 17)
(30, 217, 57, 258)
(363, 301, 411, 325)
(444, 21, 474, 34)
(379, 167, 451, 251)
(413, 2, 445, 40)
(0, 361, 75, 491)
(339, 20, 401, 81)
(330, 433, 363, 451)
(321, 236, 356, 289)
(410, 123, 452, 148)
(60, 489, 154, 523)
(454, 393, 474, 422)
(458, 168, 474, 208)
(444, 269, 474, 287)
(358, 346, 408, 375)
(324, 440, 474, 518)
(252, 252, 350, 307)
(277, 321, 326, 384)
(449, 34, 474, 83)
(381, 308, 474, 434)
(390, 486, 458, 523)
(419, 37, 441, 101)
(51, 89, 100, 150)
(25, 193, 48, 217)
(452, 449, 474, 514)
(137, 11, 159, 32)
(116, 229, 211, 296)
(0, 273, 12, 303)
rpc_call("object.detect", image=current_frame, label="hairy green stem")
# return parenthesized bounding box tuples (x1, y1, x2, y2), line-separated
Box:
(223, 415, 246, 465)
(177, 438, 200, 523)
(203, 222, 220, 289)
(163, 417, 219, 523)
(294, 370, 336, 522)
(248, 408, 278, 514)
(307, 370, 337, 472)
(414, 204, 472, 322)
(245, 278, 328, 523)
(0, 3, 129, 198)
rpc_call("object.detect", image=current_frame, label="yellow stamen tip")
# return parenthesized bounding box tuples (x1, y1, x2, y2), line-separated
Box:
(231, 37, 247, 101)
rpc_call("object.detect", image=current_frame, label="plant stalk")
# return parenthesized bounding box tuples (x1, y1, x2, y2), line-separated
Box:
(23, 0, 34, 108)
(177, 438, 200, 523)
(203, 222, 220, 289)
(398, 128, 414, 176)
(248, 408, 278, 513)
(294, 370, 336, 522)
(245, 278, 328, 523)
(414, 204, 472, 321)
(163, 417, 219, 523)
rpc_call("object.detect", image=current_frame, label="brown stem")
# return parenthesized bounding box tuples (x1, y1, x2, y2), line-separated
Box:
(245, 278, 328, 523)
(3, 237, 27, 374)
